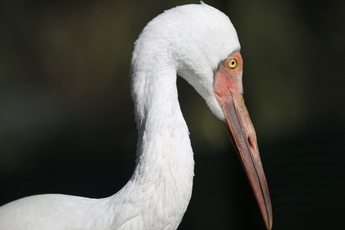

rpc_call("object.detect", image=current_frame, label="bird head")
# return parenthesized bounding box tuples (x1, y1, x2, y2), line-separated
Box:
(132, 3, 272, 229)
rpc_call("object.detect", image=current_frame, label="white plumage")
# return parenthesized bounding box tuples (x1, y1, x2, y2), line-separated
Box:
(0, 3, 272, 230)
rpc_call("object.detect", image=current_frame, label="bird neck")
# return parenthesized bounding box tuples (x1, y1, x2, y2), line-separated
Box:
(109, 63, 195, 229)
(131, 65, 195, 186)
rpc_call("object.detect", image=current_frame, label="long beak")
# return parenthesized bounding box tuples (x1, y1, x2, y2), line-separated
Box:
(218, 92, 272, 230)
(213, 51, 272, 230)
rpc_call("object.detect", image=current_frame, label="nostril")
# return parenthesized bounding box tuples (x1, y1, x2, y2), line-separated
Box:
(248, 136, 254, 149)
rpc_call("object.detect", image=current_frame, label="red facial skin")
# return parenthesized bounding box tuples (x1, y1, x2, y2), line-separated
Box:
(213, 50, 273, 230)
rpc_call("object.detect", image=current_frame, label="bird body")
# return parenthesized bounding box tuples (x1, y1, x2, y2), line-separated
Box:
(0, 3, 272, 230)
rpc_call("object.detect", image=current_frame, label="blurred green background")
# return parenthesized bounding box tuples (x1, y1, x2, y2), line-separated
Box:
(1, 0, 345, 229)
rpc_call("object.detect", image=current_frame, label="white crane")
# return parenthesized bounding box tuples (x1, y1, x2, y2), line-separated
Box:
(0, 3, 272, 230)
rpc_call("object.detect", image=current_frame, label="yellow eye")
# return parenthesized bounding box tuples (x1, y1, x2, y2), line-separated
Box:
(227, 58, 237, 69)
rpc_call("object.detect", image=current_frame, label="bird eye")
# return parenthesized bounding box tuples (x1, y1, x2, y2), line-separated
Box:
(227, 58, 237, 69)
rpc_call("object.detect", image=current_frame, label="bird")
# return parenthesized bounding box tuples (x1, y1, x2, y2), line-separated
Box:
(0, 3, 272, 230)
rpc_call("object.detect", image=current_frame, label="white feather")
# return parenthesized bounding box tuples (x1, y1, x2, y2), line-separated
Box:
(0, 3, 240, 230)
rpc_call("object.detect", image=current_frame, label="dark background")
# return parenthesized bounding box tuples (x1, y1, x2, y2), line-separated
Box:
(1, 0, 345, 229)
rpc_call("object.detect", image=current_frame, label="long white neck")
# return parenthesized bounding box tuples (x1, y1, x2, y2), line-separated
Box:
(132, 67, 194, 178)
(106, 47, 195, 229)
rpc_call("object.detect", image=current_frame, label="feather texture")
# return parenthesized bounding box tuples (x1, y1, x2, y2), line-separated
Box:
(0, 3, 240, 230)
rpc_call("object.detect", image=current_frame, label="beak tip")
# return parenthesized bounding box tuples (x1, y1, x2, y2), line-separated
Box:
(267, 220, 273, 230)
(264, 207, 273, 230)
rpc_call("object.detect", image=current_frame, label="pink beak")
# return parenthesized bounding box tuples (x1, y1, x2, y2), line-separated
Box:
(214, 51, 273, 230)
